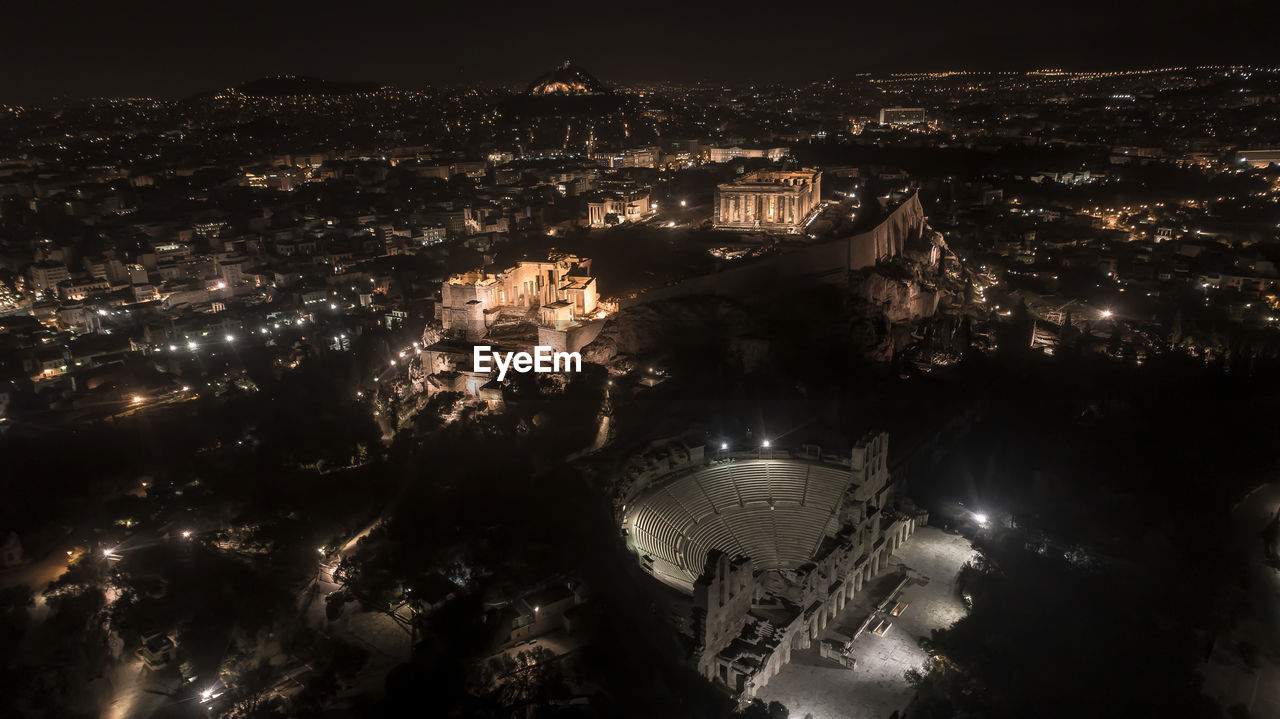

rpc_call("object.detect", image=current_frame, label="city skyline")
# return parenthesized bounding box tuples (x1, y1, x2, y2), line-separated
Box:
(5, 0, 1280, 102)
(3, 10, 1280, 718)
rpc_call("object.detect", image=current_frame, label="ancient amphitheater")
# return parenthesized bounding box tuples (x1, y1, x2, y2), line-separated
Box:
(623, 460, 856, 592)
(616, 433, 926, 700)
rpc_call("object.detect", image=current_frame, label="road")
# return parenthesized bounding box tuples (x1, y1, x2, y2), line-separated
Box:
(0, 516, 103, 621)
(295, 521, 414, 701)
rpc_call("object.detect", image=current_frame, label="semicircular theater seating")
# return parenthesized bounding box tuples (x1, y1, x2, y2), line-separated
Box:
(624, 460, 852, 591)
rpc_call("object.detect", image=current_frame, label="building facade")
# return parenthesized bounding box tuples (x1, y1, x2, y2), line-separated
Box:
(714, 169, 822, 234)
(586, 179, 651, 227)
(878, 107, 926, 126)
(438, 254, 600, 341)
(586, 192, 651, 226)
(706, 146, 790, 163)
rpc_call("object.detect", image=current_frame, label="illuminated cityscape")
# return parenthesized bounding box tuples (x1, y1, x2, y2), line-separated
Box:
(1, 4, 1280, 719)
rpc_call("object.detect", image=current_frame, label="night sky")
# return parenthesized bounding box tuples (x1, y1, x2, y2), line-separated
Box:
(4, 0, 1279, 102)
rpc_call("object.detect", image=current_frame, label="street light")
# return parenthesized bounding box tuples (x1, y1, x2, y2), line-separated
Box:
(974, 513, 989, 527)
(1100, 309, 1113, 319)
(762, 440, 770, 448)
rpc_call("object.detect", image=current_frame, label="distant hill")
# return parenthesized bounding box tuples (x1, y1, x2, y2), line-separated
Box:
(187, 75, 384, 100)
(502, 61, 623, 117)
(526, 61, 609, 96)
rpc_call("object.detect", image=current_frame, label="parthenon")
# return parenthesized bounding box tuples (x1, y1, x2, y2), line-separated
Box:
(713, 168, 823, 234)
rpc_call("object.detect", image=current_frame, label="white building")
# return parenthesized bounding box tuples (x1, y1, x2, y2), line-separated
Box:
(707, 146, 790, 164)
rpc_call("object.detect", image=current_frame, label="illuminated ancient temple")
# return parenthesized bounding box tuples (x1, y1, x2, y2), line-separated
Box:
(713, 169, 823, 234)
(437, 254, 600, 341)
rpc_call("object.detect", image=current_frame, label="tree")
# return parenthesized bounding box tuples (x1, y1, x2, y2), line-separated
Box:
(905, 533, 1220, 719)
(220, 653, 284, 718)
(736, 698, 789, 718)
(0, 585, 34, 645)
(480, 647, 568, 712)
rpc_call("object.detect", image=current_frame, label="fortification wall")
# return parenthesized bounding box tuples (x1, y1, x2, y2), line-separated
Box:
(620, 193, 927, 309)
(537, 319, 606, 354)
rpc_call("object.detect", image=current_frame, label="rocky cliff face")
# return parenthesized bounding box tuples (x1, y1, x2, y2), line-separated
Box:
(405, 324, 442, 397)
(582, 227, 959, 366)
(848, 263, 942, 324)
(581, 296, 757, 368)
(844, 227, 958, 362)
